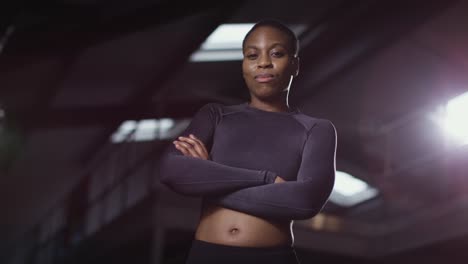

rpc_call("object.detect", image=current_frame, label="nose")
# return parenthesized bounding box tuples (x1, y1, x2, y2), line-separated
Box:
(257, 54, 272, 68)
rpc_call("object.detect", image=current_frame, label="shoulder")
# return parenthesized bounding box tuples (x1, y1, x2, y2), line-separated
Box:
(200, 102, 248, 116)
(308, 119, 337, 147)
(198, 102, 223, 111)
(192, 103, 222, 127)
(196, 102, 244, 124)
(196, 102, 225, 116)
(292, 111, 334, 129)
(312, 118, 336, 137)
(292, 112, 336, 137)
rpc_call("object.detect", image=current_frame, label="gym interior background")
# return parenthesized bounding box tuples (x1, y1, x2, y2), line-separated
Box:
(1, 0, 468, 263)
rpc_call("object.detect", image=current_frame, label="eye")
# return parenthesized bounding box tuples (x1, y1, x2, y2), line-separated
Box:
(245, 53, 258, 60)
(271, 51, 285, 58)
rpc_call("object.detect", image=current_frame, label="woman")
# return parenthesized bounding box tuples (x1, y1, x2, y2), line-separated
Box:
(160, 20, 337, 264)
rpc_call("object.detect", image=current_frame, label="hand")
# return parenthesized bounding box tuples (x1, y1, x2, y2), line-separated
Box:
(173, 134, 210, 160)
(274, 176, 286, 183)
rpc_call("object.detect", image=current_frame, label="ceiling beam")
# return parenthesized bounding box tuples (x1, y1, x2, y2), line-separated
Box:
(0, 1, 225, 73)
(79, 2, 246, 164)
(292, 0, 458, 105)
(14, 101, 214, 130)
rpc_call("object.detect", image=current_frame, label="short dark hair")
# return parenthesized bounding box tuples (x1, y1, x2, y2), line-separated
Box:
(242, 19, 300, 57)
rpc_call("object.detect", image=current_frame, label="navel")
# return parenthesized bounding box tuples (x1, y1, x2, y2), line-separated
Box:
(228, 227, 240, 235)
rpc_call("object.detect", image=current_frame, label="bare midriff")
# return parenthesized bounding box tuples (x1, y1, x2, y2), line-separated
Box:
(195, 201, 293, 247)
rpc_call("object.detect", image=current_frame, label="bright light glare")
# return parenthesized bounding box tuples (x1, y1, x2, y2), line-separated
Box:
(190, 50, 243, 62)
(134, 119, 158, 141)
(190, 23, 306, 62)
(333, 171, 368, 196)
(111, 119, 175, 143)
(329, 171, 378, 207)
(190, 24, 253, 62)
(201, 24, 254, 50)
(111, 120, 137, 143)
(443, 92, 468, 145)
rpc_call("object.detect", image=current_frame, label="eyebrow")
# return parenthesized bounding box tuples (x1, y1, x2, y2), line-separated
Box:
(244, 43, 288, 51)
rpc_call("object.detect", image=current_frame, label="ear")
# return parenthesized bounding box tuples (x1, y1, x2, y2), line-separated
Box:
(291, 56, 300, 77)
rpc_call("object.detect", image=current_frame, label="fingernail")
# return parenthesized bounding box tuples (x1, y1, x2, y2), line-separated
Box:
(189, 134, 194, 138)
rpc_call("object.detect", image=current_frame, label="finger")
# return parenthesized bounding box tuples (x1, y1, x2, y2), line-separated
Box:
(183, 135, 208, 157)
(178, 136, 198, 146)
(178, 136, 207, 157)
(274, 176, 286, 184)
(188, 134, 209, 157)
(189, 134, 208, 154)
(173, 142, 190, 156)
(174, 141, 191, 155)
(175, 141, 200, 157)
(175, 143, 197, 157)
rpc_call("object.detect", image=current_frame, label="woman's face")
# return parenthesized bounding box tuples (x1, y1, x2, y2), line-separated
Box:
(242, 26, 298, 101)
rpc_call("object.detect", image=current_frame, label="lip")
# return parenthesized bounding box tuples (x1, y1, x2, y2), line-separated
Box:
(254, 73, 275, 83)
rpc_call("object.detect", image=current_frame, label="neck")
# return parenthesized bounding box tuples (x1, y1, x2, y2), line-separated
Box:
(248, 95, 290, 113)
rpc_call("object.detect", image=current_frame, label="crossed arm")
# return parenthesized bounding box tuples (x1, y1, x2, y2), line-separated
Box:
(173, 134, 286, 184)
(159, 134, 280, 196)
(159, 103, 336, 220)
(159, 104, 280, 196)
(165, 120, 336, 221)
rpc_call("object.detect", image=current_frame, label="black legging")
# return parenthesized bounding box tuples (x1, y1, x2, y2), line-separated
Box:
(185, 239, 301, 264)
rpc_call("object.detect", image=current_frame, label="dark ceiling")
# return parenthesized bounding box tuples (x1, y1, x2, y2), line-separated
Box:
(1, 0, 467, 259)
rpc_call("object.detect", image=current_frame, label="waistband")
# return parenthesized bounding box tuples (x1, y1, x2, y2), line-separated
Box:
(190, 239, 294, 255)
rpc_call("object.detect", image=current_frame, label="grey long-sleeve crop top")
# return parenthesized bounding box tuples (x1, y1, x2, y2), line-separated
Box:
(159, 102, 336, 221)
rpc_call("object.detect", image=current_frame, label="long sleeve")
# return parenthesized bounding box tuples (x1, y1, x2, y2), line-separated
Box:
(212, 119, 337, 221)
(159, 103, 277, 196)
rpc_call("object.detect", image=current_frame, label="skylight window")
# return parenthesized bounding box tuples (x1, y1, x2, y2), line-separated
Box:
(110, 118, 190, 143)
(190, 23, 306, 62)
(433, 91, 468, 145)
(329, 171, 379, 207)
(200, 24, 255, 50)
